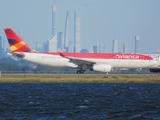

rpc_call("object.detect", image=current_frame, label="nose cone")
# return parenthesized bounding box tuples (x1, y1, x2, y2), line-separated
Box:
(149, 60, 158, 68)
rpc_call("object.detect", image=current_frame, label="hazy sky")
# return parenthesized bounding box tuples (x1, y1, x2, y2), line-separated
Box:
(1, 0, 160, 53)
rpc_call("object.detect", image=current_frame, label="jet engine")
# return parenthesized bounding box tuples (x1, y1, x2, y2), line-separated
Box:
(150, 68, 160, 72)
(92, 64, 112, 72)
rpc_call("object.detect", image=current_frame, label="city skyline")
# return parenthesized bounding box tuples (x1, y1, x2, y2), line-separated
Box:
(0, 0, 160, 54)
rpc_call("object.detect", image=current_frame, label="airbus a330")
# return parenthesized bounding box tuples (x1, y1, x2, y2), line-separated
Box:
(4, 28, 157, 74)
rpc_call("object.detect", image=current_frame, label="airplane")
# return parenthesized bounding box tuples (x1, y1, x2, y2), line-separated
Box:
(4, 28, 157, 74)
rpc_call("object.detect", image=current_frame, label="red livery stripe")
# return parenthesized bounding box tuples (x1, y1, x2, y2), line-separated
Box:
(40, 52, 152, 60)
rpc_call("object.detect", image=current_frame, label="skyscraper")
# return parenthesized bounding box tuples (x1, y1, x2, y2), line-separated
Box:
(43, 42, 48, 52)
(0, 36, 2, 50)
(112, 39, 118, 53)
(0, 36, 4, 58)
(2, 38, 6, 57)
(93, 45, 99, 53)
(52, 5, 57, 35)
(57, 32, 63, 51)
(74, 11, 81, 53)
(99, 45, 107, 53)
(47, 34, 57, 52)
(68, 39, 73, 52)
(135, 36, 140, 53)
(89, 46, 94, 53)
(123, 42, 127, 53)
(35, 41, 43, 52)
(64, 11, 69, 52)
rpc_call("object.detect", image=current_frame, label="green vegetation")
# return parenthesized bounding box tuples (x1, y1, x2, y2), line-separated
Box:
(112, 76, 119, 79)
(0, 74, 160, 83)
(122, 76, 129, 78)
(102, 76, 108, 78)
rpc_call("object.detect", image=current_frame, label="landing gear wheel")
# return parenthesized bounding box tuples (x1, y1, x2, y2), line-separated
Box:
(76, 70, 86, 74)
(77, 70, 80, 74)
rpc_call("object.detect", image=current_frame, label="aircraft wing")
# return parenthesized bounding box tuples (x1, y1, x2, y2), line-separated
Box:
(59, 53, 96, 65)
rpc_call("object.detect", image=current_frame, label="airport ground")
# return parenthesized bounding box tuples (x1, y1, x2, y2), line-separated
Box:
(0, 74, 160, 83)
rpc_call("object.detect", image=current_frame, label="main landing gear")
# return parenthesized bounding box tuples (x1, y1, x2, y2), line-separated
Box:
(77, 64, 87, 74)
(76, 69, 86, 74)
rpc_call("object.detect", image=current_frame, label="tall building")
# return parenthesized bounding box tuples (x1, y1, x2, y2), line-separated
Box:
(64, 11, 69, 52)
(93, 45, 107, 53)
(93, 45, 100, 53)
(112, 39, 118, 53)
(135, 36, 140, 53)
(57, 32, 63, 51)
(47, 34, 57, 52)
(99, 45, 107, 53)
(52, 5, 57, 35)
(74, 11, 81, 53)
(43, 42, 48, 52)
(123, 42, 127, 53)
(0, 36, 2, 50)
(0, 36, 4, 58)
(35, 41, 43, 52)
(68, 39, 73, 52)
(3, 39, 6, 52)
(89, 46, 94, 53)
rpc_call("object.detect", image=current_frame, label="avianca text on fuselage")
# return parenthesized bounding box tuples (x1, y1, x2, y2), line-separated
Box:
(114, 54, 140, 59)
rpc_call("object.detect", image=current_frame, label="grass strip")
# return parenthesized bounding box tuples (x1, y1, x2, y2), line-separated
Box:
(0, 74, 160, 83)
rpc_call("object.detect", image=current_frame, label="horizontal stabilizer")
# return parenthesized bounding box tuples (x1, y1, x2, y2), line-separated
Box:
(7, 52, 25, 58)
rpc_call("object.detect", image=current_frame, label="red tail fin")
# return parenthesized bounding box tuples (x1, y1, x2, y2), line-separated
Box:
(4, 28, 32, 52)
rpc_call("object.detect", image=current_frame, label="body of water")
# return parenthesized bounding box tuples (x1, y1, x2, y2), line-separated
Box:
(0, 83, 160, 119)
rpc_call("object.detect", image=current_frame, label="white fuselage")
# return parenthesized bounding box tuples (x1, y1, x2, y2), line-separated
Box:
(20, 53, 157, 69)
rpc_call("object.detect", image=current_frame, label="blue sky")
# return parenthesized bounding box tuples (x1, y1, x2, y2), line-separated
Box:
(1, 0, 160, 53)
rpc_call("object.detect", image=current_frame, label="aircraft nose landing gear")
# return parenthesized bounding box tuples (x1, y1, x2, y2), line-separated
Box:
(76, 69, 86, 74)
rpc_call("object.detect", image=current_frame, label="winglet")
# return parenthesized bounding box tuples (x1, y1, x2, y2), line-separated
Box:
(59, 52, 66, 57)
(4, 28, 32, 52)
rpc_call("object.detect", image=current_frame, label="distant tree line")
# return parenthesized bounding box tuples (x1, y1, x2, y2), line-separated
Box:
(0, 57, 74, 73)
